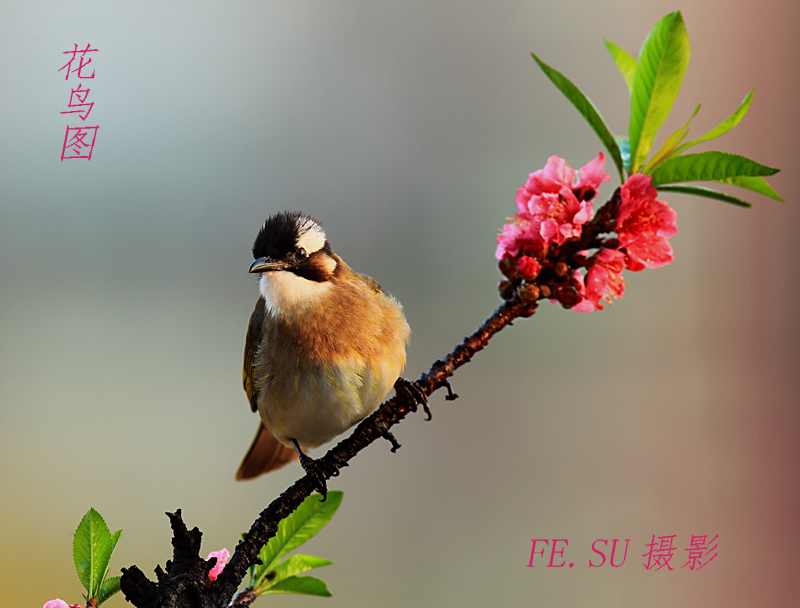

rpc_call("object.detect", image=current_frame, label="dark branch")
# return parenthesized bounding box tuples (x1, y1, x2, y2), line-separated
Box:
(120, 297, 531, 607)
(120, 188, 622, 607)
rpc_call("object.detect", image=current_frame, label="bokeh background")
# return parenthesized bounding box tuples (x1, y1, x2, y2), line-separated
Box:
(2, 1, 798, 606)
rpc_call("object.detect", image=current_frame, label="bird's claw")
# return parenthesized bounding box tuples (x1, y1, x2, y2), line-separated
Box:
(292, 439, 338, 501)
(394, 377, 431, 420)
(381, 430, 402, 453)
(443, 379, 459, 401)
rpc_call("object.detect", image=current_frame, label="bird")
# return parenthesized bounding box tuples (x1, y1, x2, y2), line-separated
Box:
(235, 211, 425, 493)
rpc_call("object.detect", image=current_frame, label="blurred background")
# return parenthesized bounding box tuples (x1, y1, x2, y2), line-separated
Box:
(1, 1, 798, 606)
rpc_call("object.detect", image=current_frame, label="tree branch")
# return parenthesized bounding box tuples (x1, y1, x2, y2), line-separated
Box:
(120, 187, 622, 607)
(120, 297, 532, 607)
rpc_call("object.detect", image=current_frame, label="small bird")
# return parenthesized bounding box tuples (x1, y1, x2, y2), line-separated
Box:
(236, 211, 420, 489)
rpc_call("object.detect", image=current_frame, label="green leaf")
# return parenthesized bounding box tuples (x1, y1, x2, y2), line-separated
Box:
(675, 89, 755, 154)
(96, 576, 121, 606)
(256, 554, 334, 594)
(73, 509, 114, 598)
(254, 491, 342, 587)
(642, 103, 701, 173)
(650, 151, 779, 185)
(259, 575, 332, 597)
(709, 175, 784, 201)
(531, 52, 624, 182)
(604, 38, 637, 93)
(110, 529, 122, 553)
(615, 136, 631, 173)
(657, 184, 752, 207)
(271, 555, 333, 584)
(629, 11, 691, 172)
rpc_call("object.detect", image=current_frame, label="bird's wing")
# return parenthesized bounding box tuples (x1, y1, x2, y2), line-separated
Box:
(237, 296, 299, 480)
(242, 296, 266, 412)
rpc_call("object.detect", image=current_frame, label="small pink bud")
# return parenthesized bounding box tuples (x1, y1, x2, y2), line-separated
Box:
(206, 548, 230, 583)
(44, 600, 80, 608)
(515, 255, 542, 281)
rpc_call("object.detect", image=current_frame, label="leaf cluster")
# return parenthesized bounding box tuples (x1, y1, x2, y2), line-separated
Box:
(533, 10, 782, 207)
(244, 491, 343, 598)
(72, 508, 122, 606)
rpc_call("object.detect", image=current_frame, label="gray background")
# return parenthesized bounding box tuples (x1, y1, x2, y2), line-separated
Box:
(1, 1, 798, 606)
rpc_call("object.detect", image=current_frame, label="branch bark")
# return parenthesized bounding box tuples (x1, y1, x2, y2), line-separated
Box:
(120, 187, 621, 607)
(120, 297, 532, 607)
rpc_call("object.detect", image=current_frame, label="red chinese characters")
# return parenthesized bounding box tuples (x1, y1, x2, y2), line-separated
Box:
(59, 44, 99, 161)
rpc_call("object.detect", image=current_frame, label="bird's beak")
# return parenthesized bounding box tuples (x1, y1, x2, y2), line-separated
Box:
(249, 257, 289, 273)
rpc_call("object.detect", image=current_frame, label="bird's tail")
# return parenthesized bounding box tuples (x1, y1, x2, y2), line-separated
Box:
(235, 423, 299, 480)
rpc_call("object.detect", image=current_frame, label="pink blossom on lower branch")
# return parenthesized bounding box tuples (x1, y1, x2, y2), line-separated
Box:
(43, 600, 80, 608)
(617, 174, 678, 270)
(582, 248, 627, 310)
(206, 548, 230, 583)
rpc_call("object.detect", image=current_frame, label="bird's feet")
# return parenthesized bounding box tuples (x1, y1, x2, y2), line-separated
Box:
(291, 439, 340, 501)
(394, 377, 431, 420)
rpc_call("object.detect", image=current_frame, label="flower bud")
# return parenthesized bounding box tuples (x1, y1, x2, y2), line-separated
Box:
(539, 284, 551, 298)
(498, 279, 515, 301)
(515, 255, 542, 281)
(553, 261, 569, 277)
(517, 281, 540, 303)
(498, 256, 517, 279)
(554, 284, 583, 309)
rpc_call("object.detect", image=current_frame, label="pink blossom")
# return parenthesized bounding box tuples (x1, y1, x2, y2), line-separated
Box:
(617, 174, 678, 270)
(206, 548, 230, 583)
(43, 600, 80, 608)
(495, 219, 531, 259)
(529, 191, 594, 247)
(583, 248, 627, 310)
(564, 270, 595, 312)
(573, 153, 612, 201)
(517, 153, 610, 204)
(497, 154, 610, 259)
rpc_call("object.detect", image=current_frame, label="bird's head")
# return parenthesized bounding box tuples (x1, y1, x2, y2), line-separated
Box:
(250, 211, 339, 315)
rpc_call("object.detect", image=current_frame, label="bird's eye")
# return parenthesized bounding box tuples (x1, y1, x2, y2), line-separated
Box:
(295, 247, 308, 262)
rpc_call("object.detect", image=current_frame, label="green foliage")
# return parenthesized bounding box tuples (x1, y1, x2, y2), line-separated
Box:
(657, 184, 752, 208)
(248, 491, 343, 598)
(604, 38, 637, 93)
(72, 508, 122, 606)
(673, 89, 754, 154)
(650, 151, 779, 185)
(531, 10, 782, 206)
(628, 11, 690, 173)
(531, 52, 624, 182)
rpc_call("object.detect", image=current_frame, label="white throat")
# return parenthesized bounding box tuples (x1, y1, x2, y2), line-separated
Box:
(260, 271, 331, 316)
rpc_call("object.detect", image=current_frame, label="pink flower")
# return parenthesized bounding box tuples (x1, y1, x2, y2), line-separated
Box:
(510, 154, 609, 251)
(206, 548, 230, 583)
(583, 248, 627, 310)
(495, 219, 531, 259)
(572, 153, 612, 200)
(617, 174, 678, 270)
(44, 600, 80, 608)
(517, 153, 610, 203)
(497, 154, 610, 259)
